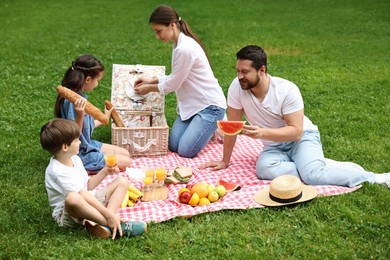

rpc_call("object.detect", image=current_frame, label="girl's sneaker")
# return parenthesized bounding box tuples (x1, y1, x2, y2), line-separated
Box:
(85, 220, 111, 239)
(117, 221, 147, 238)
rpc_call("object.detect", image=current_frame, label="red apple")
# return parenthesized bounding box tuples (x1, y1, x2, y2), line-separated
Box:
(179, 191, 192, 204)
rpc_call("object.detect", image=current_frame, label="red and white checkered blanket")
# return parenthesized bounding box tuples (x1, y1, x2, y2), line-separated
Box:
(97, 135, 360, 223)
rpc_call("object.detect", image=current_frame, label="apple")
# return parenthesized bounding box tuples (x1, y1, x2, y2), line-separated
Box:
(208, 191, 219, 202)
(179, 191, 192, 204)
(215, 185, 227, 197)
(207, 184, 215, 193)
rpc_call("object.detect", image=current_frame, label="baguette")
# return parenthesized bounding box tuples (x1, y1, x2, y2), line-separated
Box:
(56, 85, 108, 125)
(104, 100, 125, 127)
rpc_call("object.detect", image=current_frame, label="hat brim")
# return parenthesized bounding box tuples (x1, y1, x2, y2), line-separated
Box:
(253, 185, 318, 207)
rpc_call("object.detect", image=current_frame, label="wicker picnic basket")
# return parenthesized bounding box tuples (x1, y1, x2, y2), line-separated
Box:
(110, 64, 169, 157)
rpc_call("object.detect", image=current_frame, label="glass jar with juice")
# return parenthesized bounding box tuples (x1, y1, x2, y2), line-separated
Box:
(155, 167, 166, 187)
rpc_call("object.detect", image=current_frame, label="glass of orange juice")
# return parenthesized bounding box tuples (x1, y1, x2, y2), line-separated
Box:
(143, 168, 154, 191)
(143, 177, 153, 192)
(145, 168, 155, 180)
(155, 167, 166, 187)
(104, 150, 117, 167)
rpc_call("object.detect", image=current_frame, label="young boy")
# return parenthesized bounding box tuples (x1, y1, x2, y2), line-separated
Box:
(40, 118, 147, 239)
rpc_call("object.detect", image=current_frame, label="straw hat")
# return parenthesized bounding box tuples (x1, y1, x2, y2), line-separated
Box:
(254, 175, 317, 206)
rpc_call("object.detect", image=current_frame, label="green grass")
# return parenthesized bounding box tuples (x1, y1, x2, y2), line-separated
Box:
(1, 0, 389, 258)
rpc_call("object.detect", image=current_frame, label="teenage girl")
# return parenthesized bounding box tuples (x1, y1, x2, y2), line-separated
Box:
(134, 5, 227, 158)
(54, 54, 131, 171)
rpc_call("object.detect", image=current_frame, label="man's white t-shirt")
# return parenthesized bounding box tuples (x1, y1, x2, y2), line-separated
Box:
(157, 32, 227, 120)
(45, 155, 88, 218)
(228, 75, 317, 147)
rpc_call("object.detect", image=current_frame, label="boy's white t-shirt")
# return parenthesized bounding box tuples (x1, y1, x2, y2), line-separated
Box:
(227, 75, 317, 147)
(45, 155, 88, 218)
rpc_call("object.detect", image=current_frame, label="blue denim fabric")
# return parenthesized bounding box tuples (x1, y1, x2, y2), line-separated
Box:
(62, 98, 105, 171)
(169, 105, 225, 158)
(256, 130, 374, 187)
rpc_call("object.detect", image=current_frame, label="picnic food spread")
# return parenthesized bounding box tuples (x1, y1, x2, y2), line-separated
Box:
(56, 85, 109, 125)
(165, 166, 193, 184)
(217, 120, 246, 136)
(178, 180, 239, 206)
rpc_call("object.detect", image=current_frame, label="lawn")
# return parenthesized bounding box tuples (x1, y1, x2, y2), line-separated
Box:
(0, 0, 389, 259)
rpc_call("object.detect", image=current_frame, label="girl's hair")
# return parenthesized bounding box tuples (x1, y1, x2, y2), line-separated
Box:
(149, 5, 209, 60)
(236, 45, 267, 72)
(54, 54, 104, 118)
(40, 118, 80, 155)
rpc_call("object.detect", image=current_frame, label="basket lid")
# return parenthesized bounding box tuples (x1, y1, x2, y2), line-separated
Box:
(111, 64, 166, 112)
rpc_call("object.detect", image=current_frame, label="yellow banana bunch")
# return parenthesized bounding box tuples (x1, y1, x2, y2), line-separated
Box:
(127, 199, 135, 207)
(121, 191, 129, 208)
(121, 185, 143, 208)
(128, 185, 143, 197)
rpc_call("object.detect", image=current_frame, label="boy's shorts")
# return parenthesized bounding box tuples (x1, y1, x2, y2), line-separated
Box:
(54, 187, 108, 228)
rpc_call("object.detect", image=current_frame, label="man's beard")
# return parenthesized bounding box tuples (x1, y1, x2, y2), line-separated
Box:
(239, 74, 260, 90)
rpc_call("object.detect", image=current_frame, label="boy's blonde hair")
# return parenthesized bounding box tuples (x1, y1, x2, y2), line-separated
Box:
(40, 118, 80, 155)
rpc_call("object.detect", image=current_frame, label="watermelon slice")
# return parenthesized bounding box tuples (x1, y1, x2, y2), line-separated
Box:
(218, 180, 241, 192)
(217, 121, 246, 136)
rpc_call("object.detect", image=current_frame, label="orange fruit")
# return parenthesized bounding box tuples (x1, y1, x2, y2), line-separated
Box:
(198, 198, 211, 206)
(188, 193, 200, 206)
(190, 183, 209, 198)
(178, 187, 191, 196)
(208, 191, 219, 202)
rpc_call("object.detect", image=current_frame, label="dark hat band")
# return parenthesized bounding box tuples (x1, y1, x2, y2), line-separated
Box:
(269, 192, 303, 204)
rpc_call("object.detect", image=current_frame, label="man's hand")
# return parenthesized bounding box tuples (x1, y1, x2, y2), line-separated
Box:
(199, 161, 228, 171)
(242, 125, 263, 139)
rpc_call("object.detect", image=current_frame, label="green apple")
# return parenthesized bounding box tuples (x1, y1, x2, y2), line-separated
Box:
(207, 184, 215, 193)
(215, 185, 227, 197)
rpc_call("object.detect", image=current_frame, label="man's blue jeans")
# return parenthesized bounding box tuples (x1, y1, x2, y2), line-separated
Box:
(169, 105, 225, 158)
(256, 130, 374, 187)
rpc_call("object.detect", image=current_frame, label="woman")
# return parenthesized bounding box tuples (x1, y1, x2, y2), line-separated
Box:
(134, 5, 226, 158)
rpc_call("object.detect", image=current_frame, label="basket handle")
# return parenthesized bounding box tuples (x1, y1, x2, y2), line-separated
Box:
(122, 139, 157, 152)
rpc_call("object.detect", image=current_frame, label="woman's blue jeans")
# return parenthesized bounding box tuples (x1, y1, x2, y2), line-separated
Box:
(256, 130, 374, 187)
(169, 105, 225, 158)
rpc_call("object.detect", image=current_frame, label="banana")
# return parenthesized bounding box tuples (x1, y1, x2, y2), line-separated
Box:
(127, 199, 135, 207)
(128, 191, 141, 201)
(128, 185, 143, 197)
(121, 191, 129, 208)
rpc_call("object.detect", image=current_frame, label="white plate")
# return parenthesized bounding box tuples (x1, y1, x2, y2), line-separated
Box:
(125, 81, 145, 101)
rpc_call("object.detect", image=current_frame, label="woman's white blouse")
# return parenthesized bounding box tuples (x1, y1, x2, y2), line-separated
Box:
(158, 33, 226, 120)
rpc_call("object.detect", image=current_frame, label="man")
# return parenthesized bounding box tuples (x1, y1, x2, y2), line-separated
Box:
(201, 45, 389, 188)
